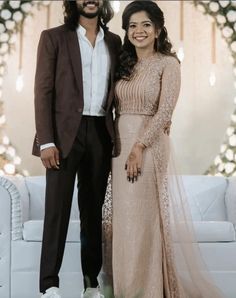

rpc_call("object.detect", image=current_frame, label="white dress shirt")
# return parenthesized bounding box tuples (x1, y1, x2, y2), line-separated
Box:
(40, 25, 111, 151)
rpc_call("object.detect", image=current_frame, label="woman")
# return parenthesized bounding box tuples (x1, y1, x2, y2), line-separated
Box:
(106, 1, 225, 297)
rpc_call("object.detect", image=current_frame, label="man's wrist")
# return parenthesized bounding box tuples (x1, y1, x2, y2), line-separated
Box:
(40, 143, 56, 151)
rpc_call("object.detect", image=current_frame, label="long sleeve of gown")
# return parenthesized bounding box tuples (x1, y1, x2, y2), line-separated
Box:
(137, 57, 181, 147)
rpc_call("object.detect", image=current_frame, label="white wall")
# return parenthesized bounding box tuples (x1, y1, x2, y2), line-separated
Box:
(2, 1, 235, 175)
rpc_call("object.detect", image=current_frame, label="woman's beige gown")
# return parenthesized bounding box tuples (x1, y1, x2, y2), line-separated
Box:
(102, 53, 224, 298)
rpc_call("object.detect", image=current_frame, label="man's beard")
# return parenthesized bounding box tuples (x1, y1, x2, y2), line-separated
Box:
(78, 1, 102, 19)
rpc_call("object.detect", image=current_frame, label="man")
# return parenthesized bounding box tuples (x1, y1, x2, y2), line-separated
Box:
(32, 1, 121, 297)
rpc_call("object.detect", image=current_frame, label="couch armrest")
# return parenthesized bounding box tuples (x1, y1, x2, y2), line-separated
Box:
(0, 179, 17, 298)
(0, 177, 24, 241)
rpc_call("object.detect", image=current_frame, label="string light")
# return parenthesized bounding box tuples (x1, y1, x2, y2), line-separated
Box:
(177, 41, 185, 62)
(177, 1, 185, 62)
(209, 21, 216, 87)
(16, 20, 24, 92)
(16, 70, 24, 92)
(209, 68, 216, 86)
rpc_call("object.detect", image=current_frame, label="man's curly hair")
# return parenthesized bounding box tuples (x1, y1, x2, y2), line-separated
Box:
(63, 0, 114, 31)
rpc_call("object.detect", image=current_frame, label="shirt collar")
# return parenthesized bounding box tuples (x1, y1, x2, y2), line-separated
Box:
(77, 25, 104, 42)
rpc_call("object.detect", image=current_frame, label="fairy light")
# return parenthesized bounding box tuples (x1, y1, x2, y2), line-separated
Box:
(177, 1, 185, 62)
(16, 20, 24, 92)
(209, 21, 216, 86)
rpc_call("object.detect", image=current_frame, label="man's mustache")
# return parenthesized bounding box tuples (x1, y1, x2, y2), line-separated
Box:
(83, 1, 99, 8)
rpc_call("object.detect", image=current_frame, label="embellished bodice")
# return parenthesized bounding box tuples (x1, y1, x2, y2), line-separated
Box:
(114, 53, 181, 147)
(115, 54, 164, 116)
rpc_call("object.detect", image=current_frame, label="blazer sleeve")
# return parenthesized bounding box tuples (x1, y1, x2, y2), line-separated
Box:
(34, 30, 57, 146)
(137, 57, 181, 147)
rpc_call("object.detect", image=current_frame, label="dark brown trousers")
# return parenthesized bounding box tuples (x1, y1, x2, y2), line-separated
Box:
(39, 116, 112, 293)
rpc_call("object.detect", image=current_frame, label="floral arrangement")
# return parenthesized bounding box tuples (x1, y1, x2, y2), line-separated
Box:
(0, 0, 50, 176)
(193, 1, 236, 176)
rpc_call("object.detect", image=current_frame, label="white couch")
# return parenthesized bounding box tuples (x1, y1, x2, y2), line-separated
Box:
(0, 175, 236, 298)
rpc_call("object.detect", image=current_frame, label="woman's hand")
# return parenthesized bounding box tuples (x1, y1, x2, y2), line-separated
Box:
(125, 142, 145, 183)
(164, 120, 172, 135)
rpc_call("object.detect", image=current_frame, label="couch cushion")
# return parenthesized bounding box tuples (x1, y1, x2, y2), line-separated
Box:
(182, 175, 227, 221)
(23, 220, 80, 242)
(25, 176, 79, 221)
(193, 221, 236, 242)
(225, 177, 236, 224)
(23, 219, 235, 243)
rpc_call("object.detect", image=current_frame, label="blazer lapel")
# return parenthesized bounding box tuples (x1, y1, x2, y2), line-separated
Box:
(66, 29, 84, 98)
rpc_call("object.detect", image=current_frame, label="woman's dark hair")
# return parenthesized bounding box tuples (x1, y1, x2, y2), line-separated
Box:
(117, 0, 178, 80)
(63, 0, 114, 31)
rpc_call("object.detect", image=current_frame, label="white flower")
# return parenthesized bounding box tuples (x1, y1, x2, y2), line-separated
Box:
(231, 41, 236, 52)
(216, 15, 226, 24)
(5, 20, 15, 30)
(9, 34, 17, 44)
(1, 9, 12, 20)
(218, 163, 225, 172)
(0, 145, 6, 155)
(234, 22, 236, 32)
(229, 134, 236, 146)
(0, 23, 6, 34)
(227, 126, 234, 136)
(220, 144, 227, 153)
(225, 162, 235, 174)
(6, 146, 16, 158)
(214, 155, 222, 165)
(0, 33, 9, 43)
(230, 56, 235, 64)
(209, 2, 220, 13)
(219, 0, 229, 8)
(0, 66, 5, 76)
(13, 11, 23, 22)
(222, 26, 233, 38)
(21, 3, 32, 13)
(4, 163, 15, 175)
(222, 26, 234, 38)
(227, 10, 236, 22)
(197, 4, 205, 13)
(226, 149, 234, 161)
(231, 114, 236, 122)
(9, 1, 20, 9)
(0, 43, 9, 54)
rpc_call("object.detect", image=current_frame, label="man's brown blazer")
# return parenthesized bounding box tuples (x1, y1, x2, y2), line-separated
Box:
(32, 24, 121, 158)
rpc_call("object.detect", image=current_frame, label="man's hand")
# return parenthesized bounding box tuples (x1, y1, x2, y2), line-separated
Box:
(40, 146, 60, 169)
(125, 142, 145, 183)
